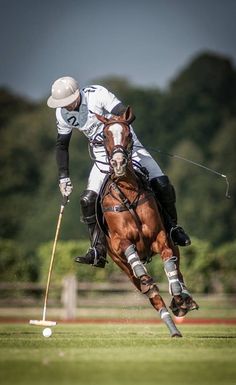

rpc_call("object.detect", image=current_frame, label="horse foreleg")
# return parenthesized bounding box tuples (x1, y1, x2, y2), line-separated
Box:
(109, 248, 182, 337)
(153, 231, 183, 296)
(164, 255, 199, 315)
(163, 243, 199, 317)
(153, 231, 199, 317)
(140, 275, 182, 337)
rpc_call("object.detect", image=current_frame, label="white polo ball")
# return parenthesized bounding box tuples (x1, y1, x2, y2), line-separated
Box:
(42, 327, 52, 338)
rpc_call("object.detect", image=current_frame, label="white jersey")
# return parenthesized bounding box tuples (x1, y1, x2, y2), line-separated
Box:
(55, 84, 144, 146)
(56, 85, 121, 140)
(54, 84, 163, 192)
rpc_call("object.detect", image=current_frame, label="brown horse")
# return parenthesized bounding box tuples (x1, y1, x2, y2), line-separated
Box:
(96, 107, 198, 337)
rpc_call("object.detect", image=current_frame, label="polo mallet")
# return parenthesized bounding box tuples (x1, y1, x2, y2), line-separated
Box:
(29, 196, 68, 327)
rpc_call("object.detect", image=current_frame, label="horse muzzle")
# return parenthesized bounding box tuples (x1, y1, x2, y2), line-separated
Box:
(110, 152, 127, 177)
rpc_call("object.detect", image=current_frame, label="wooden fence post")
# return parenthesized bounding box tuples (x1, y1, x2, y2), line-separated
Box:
(61, 274, 77, 320)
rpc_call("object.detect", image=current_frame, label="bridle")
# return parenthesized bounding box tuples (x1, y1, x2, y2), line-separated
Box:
(103, 120, 133, 175)
(110, 144, 132, 160)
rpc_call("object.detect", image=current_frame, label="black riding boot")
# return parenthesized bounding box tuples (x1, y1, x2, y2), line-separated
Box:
(150, 176, 191, 246)
(74, 190, 107, 268)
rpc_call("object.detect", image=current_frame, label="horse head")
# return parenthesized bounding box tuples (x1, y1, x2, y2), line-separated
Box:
(96, 106, 135, 177)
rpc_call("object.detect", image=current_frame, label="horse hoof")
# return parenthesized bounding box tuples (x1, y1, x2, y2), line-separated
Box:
(185, 297, 199, 311)
(169, 297, 186, 317)
(170, 306, 188, 318)
(189, 301, 199, 311)
(169, 297, 199, 317)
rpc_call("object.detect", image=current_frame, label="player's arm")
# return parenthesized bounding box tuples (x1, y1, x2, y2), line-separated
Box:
(111, 102, 127, 115)
(97, 86, 136, 120)
(56, 132, 72, 179)
(56, 132, 73, 197)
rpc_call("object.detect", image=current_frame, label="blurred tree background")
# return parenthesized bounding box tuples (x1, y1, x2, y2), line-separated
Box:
(0, 51, 235, 291)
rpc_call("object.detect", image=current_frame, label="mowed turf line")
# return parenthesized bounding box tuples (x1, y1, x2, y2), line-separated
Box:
(0, 323, 235, 385)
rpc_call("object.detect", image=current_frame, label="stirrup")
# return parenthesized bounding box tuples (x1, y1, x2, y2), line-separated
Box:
(75, 247, 107, 268)
(170, 225, 191, 246)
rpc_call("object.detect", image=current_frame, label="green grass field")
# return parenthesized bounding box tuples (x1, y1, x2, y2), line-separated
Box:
(0, 323, 235, 385)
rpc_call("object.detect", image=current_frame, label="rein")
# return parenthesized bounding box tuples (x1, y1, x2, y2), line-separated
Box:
(102, 181, 152, 214)
(134, 145, 231, 199)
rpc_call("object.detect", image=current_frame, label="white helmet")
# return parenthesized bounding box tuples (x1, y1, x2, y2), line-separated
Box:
(47, 76, 80, 108)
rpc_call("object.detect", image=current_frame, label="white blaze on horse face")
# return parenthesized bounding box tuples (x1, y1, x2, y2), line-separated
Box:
(109, 123, 127, 176)
(108, 123, 122, 146)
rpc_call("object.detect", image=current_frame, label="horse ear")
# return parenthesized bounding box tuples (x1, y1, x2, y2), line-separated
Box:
(124, 106, 136, 124)
(95, 113, 109, 124)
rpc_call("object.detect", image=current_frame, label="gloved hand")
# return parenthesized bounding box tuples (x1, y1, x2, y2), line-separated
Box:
(59, 177, 73, 197)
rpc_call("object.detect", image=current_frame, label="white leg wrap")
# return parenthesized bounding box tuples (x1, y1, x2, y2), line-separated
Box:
(164, 257, 182, 295)
(180, 282, 191, 297)
(159, 307, 182, 337)
(125, 245, 147, 278)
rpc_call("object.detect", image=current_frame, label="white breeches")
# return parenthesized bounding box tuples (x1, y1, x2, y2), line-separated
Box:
(87, 139, 164, 193)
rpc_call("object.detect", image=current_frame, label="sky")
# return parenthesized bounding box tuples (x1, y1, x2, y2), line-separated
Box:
(1, 0, 236, 101)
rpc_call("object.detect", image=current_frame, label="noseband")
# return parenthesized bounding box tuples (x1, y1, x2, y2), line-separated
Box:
(110, 144, 131, 160)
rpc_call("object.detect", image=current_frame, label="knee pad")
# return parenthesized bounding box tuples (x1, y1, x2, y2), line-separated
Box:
(150, 176, 176, 204)
(150, 176, 177, 225)
(80, 190, 97, 224)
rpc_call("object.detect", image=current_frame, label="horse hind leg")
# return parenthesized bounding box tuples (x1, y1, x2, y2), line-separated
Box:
(124, 245, 182, 337)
